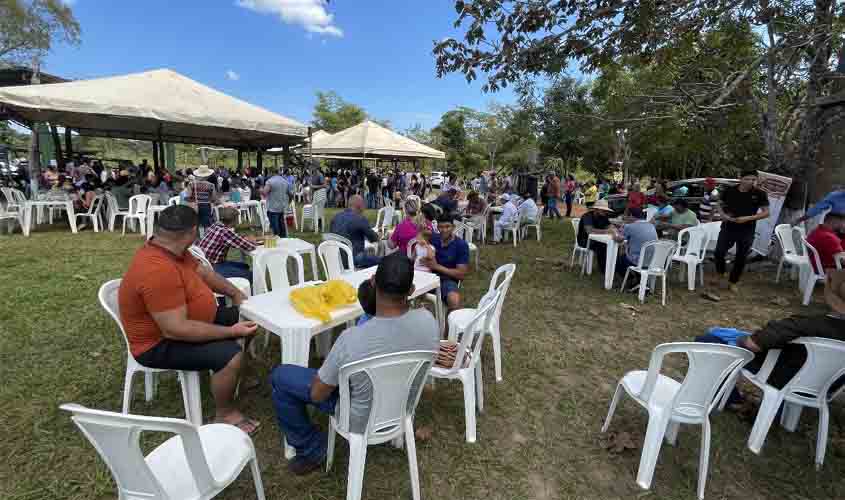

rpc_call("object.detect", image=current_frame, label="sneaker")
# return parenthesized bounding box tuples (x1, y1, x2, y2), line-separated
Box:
(287, 455, 324, 476)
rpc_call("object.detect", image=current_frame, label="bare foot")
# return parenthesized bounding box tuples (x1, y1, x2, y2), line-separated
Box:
(216, 410, 260, 435)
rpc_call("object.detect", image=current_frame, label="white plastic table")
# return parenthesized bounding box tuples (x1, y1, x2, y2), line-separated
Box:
(588, 233, 619, 290)
(239, 266, 441, 458)
(248, 237, 320, 282)
(22, 200, 77, 236)
(145, 205, 169, 239)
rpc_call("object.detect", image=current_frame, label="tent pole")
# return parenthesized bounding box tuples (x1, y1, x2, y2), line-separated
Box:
(64, 127, 73, 161)
(159, 142, 167, 172)
(49, 124, 64, 169)
(237, 148, 243, 172)
(257, 149, 264, 173)
(152, 141, 160, 170)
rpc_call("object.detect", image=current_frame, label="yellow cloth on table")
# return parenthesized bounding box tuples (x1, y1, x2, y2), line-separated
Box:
(289, 280, 358, 322)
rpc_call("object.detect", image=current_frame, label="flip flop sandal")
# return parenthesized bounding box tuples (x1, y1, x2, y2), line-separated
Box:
(215, 417, 261, 436)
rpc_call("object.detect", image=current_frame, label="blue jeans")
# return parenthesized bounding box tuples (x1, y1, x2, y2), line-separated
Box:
(270, 365, 338, 460)
(267, 211, 287, 237)
(213, 261, 252, 284)
(354, 253, 381, 268)
(367, 192, 377, 209)
(547, 197, 561, 218)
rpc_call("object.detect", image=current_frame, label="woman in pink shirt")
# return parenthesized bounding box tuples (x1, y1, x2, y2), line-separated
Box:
(388, 199, 422, 255)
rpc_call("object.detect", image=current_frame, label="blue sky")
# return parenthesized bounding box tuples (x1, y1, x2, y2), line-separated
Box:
(45, 0, 517, 131)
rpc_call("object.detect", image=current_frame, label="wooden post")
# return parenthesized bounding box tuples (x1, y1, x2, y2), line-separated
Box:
(49, 124, 64, 169)
(237, 148, 243, 171)
(64, 127, 73, 162)
(257, 149, 264, 173)
(152, 141, 160, 170)
(160, 142, 167, 172)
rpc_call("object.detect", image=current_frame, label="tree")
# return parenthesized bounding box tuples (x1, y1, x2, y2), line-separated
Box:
(0, 0, 80, 64)
(434, 0, 845, 191)
(311, 91, 368, 133)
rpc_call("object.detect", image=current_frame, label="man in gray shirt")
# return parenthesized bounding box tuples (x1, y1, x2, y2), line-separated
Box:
(616, 216, 658, 273)
(270, 254, 439, 475)
(261, 167, 293, 237)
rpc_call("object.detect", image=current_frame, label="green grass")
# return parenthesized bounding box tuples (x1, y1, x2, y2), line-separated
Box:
(1, 209, 844, 500)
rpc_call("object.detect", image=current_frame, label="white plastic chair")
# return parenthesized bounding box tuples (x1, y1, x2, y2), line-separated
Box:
(301, 189, 327, 232)
(286, 199, 298, 232)
(318, 240, 355, 280)
(122, 194, 151, 235)
(75, 194, 105, 232)
(520, 214, 541, 241)
(98, 280, 202, 425)
(569, 218, 592, 271)
(700, 221, 722, 252)
(326, 351, 436, 500)
(61, 403, 265, 500)
(0, 207, 22, 234)
(645, 206, 658, 222)
(774, 224, 808, 282)
(455, 221, 479, 269)
(105, 192, 130, 231)
(168, 195, 181, 206)
(372, 206, 396, 237)
(729, 338, 845, 469)
(446, 263, 516, 382)
(498, 216, 520, 247)
(430, 292, 499, 443)
(671, 227, 710, 291)
(800, 238, 827, 306)
(573, 191, 585, 205)
(1, 187, 22, 214)
(620, 240, 678, 305)
(253, 247, 305, 295)
(602, 342, 753, 500)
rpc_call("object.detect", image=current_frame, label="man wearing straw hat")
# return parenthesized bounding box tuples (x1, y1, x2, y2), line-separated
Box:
(186, 165, 218, 228)
(576, 199, 619, 274)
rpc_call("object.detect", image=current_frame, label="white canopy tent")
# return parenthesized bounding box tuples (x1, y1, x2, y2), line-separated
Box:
(0, 69, 309, 149)
(309, 120, 445, 160)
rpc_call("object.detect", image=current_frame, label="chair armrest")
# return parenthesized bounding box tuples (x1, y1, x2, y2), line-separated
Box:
(753, 348, 782, 384)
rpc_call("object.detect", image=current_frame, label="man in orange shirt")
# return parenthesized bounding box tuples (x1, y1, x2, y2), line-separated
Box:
(548, 171, 562, 219)
(119, 205, 260, 434)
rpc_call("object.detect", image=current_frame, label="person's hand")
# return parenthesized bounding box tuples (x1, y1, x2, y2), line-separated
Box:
(422, 256, 437, 269)
(231, 291, 248, 306)
(230, 321, 258, 338)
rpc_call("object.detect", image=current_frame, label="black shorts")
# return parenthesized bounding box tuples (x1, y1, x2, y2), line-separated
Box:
(135, 306, 242, 373)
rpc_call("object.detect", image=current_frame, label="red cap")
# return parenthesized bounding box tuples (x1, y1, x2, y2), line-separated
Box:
(704, 177, 716, 188)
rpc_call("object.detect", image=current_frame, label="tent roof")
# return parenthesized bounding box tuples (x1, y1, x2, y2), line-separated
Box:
(0, 69, 308, 148)
(309, 120, 445, 160)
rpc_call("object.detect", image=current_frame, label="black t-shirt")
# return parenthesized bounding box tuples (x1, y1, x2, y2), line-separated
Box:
(721, 186, 769, 230)
(577, 211, 611, 248)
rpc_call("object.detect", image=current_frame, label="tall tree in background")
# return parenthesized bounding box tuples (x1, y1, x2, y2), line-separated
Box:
(434, 0, 844, 194)
(0, 0, 80, 64)
(312, 91, 368, 133)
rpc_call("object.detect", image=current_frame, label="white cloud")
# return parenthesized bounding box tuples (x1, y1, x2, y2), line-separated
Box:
(236, 0, 343, 37)
(226, 70, 240, 81)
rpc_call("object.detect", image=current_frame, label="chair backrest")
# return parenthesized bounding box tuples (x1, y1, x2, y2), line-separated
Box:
(440, 291, 499, 376)
(640, 342, 753, 419)
(454, 221, 475, 243)
(674, 226, 709, 261)
(1, 187, 14, 206)
(700, 221, 722, 247)
(638, 240, 677, 273)
(645, 207, 658, 222)
(322, 232, 355, 251)
(98, 279, 132, 355)
(802, 237, 825, 276)
(318, 240, 355, 280)
(87, 194, 104, 216)
(167, 195, 181, 206)
(105, 191, 119, 212)
(128, 194, 151, 215)
(406, 195, 421, 210)
(12, 188, 27, 204)
(60, 403, 216, 500)
(486, 263, 516, 332)
(254, 248, 305, 295)
(783, 338, 845, 402)
(188, 245, 213, 269)
(334, 351, 436, 438)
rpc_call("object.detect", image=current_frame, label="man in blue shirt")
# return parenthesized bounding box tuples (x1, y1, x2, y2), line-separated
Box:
(421, 214, 470, 313)
(616, 216, 658, 273)
(795, 186, 845, 225)
(433, 188, 459, 215)
(329, 194, 381, 268)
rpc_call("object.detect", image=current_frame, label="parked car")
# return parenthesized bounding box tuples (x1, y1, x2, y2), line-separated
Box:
(429, 171, 446, 189)
(605, 178, 739, 216)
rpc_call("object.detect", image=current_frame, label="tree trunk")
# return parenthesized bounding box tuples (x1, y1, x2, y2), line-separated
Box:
(49, 124, 64, 169)
(796, 0, 835, 203)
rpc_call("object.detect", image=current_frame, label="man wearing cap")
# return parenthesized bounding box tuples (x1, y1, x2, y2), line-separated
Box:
(269, 254, 439, 475)
(699, 178, 720, 222)
(492, 193, 519, 243)
(119, 205, 260, 435)
(433, 188, 460, 215)
(577, 199, 619, 274)
(714, 170, 770, 292)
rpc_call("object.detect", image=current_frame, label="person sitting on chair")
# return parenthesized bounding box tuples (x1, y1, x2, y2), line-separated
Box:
(269, 254, 439, 475)
(196, 207, 258, 283)
(616, 213, 659, 276)
(119, 205, 260, 434)
(422, 213, 470, 313)
(433, 188, 459, 215)
(576, 199, 618, 275)
(806, 212, 845, 273)
(329, 194, 381, 268)
(518, 192, 539, 224)
(492, 193, 519, 244)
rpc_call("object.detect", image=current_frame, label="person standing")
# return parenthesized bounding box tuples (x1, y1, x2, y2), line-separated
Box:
(698, 177, 721, 222)
(186, 166, 218, 229)
(564, 174, 576, 217)
(548, 171, 562, 219)
(714, 171, 770, 292)
(625, 183, 646, 218)
(262, 167, 294, 237)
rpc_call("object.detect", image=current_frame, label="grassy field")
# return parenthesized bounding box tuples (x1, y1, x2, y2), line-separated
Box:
(1, 208, 844, 500)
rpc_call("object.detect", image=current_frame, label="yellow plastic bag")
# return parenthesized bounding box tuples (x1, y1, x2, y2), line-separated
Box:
(290, 280, 358, 322)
